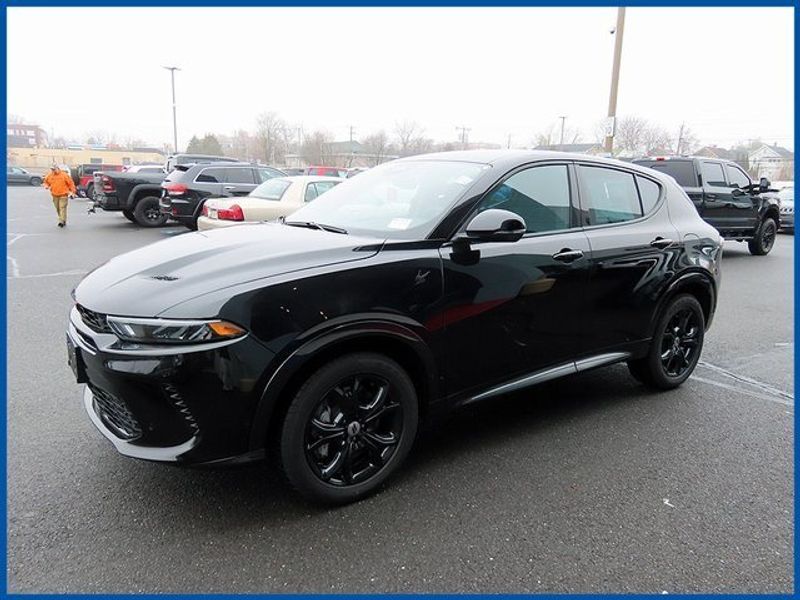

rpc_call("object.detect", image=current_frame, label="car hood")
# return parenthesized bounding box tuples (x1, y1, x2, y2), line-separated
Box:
(74, 223, 383, 317)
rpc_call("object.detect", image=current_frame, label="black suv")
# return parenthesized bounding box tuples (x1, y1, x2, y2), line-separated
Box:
(69, 151, 722, 504)
(633, 156, 780, 255)
(160, 162, 285, 229)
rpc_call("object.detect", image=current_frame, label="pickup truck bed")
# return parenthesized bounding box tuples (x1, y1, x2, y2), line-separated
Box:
(93, 171, 168, 227)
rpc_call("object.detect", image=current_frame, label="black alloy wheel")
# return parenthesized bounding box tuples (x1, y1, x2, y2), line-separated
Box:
(627, 294, 704, 390)
(749, 217, 777, 255)
(280, 353, 418, 504)
(659, 308, 701, 378)
(133, 196, 168, 227)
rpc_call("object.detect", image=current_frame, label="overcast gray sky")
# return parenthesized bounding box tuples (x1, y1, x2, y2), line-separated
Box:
(7, 7, 794, 150)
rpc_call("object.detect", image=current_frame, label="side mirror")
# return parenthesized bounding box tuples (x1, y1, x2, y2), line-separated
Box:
(462, 209, 526, 243)
(760, 177, 771, 191)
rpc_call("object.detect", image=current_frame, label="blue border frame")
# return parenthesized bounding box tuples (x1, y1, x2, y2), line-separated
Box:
(1, 1, 796, 597)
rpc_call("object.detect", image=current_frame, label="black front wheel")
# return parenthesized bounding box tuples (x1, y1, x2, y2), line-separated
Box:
(279, 353, 419, 504)
(748, 217, 777, 255)
(628, 294, 705, 390)
(122, 209, 137, 223)
(29, 176, 42, 186)
(133, 196, 168, 227)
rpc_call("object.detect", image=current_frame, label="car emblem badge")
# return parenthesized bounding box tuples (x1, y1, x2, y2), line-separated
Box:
(347, 422, 361, 437)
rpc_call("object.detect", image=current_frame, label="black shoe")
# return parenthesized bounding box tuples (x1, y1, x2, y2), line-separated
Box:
(57, 222, 65, 228)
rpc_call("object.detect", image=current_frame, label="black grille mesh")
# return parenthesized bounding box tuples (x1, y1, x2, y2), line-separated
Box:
(91, 386, 142, 440)
(77, 305, 112, 334)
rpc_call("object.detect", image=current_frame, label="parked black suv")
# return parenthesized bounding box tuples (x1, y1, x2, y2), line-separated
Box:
(69, 151, 722, 504)
(160, 162, 285, 230)
(633, 156, 780, 255)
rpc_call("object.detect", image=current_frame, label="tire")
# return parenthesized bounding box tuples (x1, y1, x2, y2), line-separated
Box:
(627, 294, 705, 390)
(279, 352, 419, 505)
(122, 209, 137, 223)
(132, 196, 168, 227)
(85, 183, 95, 201)
(748, 217, 777, 255)
(29, 176, 42, 186)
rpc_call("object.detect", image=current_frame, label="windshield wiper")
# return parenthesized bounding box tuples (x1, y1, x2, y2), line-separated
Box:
(284, 221, 348, 235)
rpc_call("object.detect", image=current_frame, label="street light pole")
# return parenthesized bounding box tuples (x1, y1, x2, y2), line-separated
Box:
(604, 7, 626, 155)
(558, 115, 567, 150)
(163, 66, 181, 153)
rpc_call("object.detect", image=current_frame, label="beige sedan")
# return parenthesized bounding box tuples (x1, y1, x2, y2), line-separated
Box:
(197, 175, 342, 230)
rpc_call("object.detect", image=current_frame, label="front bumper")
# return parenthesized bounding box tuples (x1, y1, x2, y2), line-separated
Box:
(67, 306, 275, 465)
(780, 211, 794, 230)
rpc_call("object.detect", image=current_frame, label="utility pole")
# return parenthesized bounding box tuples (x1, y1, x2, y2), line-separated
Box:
(604, 7, 626, 155)
(348, 125, 356, 167)
(558, 115, 567, 150)
(162, 66, 181, 154)
(675, 122, 685, 155)
(455, 125, 471, 150)
(507, 133, 512, 149)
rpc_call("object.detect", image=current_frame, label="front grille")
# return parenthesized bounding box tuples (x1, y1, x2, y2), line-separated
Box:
(77, 304, 112, 334)
(91, 385, 142, 440)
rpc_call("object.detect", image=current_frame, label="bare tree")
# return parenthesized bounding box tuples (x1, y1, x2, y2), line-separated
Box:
(255, 111, 288, 165)
(614, 116, 650, 156)
(301, 130, 334, 165)
(395, 120, 430, 157)
(672, 123, 699, 155)
(362, 130, 390, 166)
(534, 122, 581, 149)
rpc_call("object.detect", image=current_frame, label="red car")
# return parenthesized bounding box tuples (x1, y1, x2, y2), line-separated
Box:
(75, 164, 124, 200)
(305, 165, 346, 178)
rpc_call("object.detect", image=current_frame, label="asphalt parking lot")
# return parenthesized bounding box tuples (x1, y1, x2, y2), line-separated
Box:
(6, 184, 794, 593)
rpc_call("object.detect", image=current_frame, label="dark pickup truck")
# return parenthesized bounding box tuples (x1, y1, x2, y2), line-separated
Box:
(92, 170, 168, 227)
(633, 156, 781, 255)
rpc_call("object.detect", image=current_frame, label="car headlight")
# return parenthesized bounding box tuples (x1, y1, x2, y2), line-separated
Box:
(106, 316, 246, 345)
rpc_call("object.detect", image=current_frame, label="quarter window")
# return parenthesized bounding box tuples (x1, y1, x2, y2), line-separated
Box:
(636, 176, 661, 214)
(701, 162, 727, 187)
(258, 167, 283, 183)
(579, 166, 642, 225)
(195, 168, 227, 183)
(726, 165, 750, 189)
(477, 165, 571, 234)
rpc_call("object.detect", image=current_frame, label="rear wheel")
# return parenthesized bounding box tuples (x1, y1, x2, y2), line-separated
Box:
(627, 294, 704, 390)
(122, 209, 136, 223)
(748, 217, 777, 255)
(29, 176, 42, 186)
(132, 196, 168, 227)
(85, 183, 95, 201)
(279, 353, 419, 505)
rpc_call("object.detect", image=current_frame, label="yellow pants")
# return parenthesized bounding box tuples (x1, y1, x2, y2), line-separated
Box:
(52, 195, 69, 224)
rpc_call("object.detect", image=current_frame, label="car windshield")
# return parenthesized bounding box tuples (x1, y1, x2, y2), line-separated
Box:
(285, 160, 487, 239)
(250, 178, 292, 200)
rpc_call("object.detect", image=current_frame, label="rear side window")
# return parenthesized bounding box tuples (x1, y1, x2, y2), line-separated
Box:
(636, 176, 661, 213)
(579, 166, 642, 226)
(225, 168, 255, 184)
(635, 160, 698, 187)
(195, 168, 227, 183)
(701, 162, 727, 187)
(258, 167, 283, 183)
(477, 164, 571, 234)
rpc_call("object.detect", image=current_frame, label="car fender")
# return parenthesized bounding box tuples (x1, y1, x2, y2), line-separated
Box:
(247, 316, 440, 452)
(126, 183, 163, 209)
(649, 269, 717, 337)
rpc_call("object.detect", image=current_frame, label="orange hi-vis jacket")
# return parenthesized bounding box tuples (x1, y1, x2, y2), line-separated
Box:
(44, 171, 77, 197)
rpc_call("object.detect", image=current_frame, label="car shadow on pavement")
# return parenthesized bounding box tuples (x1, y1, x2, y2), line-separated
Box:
(117, 365, 659, 525)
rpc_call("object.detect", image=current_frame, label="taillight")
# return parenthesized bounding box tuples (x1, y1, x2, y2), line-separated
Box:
(201, 205, 209, 216)
(164, 183, 187, 196)
(101, 175, 115, 192)
(217, 204, 244, 221)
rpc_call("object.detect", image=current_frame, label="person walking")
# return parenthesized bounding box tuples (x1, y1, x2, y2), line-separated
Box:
(43, 165, 77, 228)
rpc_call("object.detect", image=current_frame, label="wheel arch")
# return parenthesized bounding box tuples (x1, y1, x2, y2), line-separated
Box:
(126, 184, 162, 209)
(650, 270, 717, 338)
(248, 322, 439, 453)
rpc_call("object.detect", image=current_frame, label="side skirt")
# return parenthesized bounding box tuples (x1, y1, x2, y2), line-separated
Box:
(462, 352, 631, 405)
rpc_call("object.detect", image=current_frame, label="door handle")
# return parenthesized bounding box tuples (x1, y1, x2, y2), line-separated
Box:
(650, 237, 674, 249)
(552, 248, 584, 262)
(223, 185, 236, 191)
(706, 193, 717, 199)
